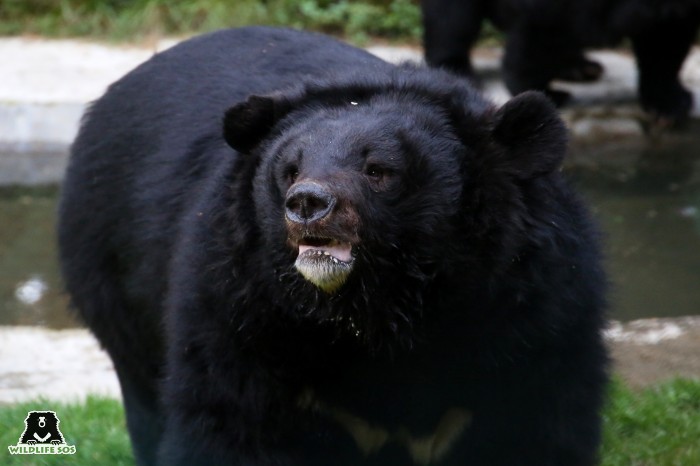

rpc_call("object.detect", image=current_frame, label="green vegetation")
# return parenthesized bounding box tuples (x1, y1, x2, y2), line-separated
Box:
(1, 396, 132, 466)
(0, 0, 423, 44)
(601, 378, 700, 466)
(1, 379, 698, 465)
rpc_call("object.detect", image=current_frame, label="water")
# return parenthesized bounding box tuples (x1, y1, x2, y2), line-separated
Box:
(568, 130, 700, 321)
(1, 133, 699, 328)
(0, 186, 77, 328)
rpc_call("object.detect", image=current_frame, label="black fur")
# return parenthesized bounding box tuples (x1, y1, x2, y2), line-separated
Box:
(58, 26, 608, 466)
(421, 0, 700, 123)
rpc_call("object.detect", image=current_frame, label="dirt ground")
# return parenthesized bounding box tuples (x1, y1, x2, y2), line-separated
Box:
(606, 317, 700, 388)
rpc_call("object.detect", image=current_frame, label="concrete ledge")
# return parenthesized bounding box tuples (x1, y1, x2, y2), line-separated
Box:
(606, 317, 700, 389)
(0, 326, 120, 404)
(0, 148, 69, 185)
(0, 102, 86, 153)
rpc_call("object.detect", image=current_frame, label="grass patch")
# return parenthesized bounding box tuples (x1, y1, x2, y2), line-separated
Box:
(1, 396, 133, 466)
(0, 0, 425, 44)
(1, 379, 698, 465)
(602, 378, 700, 466)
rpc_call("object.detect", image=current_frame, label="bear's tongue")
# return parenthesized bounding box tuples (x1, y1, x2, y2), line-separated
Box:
(298, 241, 352, 263)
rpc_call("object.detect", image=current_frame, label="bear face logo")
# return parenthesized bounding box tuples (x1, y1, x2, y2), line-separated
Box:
(18, 411, 65, 446)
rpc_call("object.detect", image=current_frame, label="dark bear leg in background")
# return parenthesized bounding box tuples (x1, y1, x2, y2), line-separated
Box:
(502, 23, 579, 106)
(421, 0, 486, 76)
(632, 16, 699, 125)
(115, 364, 164, 466)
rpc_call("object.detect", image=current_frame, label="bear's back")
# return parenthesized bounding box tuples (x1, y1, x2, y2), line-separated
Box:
(74, 27, 388, 167)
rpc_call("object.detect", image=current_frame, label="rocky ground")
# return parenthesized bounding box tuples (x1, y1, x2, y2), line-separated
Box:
(1, 318, 699, 404)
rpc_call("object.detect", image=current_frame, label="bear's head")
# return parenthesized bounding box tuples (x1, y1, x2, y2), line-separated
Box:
(222, 67, 567, 350)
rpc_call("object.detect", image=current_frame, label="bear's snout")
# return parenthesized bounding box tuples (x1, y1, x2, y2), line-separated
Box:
(285, 182, 336, 225)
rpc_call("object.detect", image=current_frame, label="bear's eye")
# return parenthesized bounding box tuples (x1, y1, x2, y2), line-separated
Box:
(365, 164, 385, 180)
(364, 163, 397, 192)
(285, 165, 299, 184)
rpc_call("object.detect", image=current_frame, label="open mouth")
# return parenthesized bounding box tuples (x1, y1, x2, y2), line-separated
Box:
(294, 236, 354, 293)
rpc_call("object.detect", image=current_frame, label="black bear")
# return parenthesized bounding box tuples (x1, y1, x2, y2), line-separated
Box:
(421, 0, 700, 124)
(19, 411, 65, 445)
(58, 26, 608, 466)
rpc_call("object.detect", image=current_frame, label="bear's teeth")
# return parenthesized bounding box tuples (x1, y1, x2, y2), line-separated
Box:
(298, 242, 353, 263)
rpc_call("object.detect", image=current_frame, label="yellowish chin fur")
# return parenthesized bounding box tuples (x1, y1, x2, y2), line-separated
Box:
(295, 255, 353, 293)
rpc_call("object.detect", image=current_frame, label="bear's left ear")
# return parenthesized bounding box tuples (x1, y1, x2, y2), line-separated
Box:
(223, 94, 291, 154)
(492, 91, 568, 179)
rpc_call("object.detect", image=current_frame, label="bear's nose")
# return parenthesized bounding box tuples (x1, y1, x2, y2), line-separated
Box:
(285, 182, 336, 224)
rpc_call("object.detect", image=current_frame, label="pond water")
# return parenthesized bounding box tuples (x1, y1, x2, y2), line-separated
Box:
(0, 186, 76, 328)
(1, 132, 699, 328)
(568, 130, 700, 321)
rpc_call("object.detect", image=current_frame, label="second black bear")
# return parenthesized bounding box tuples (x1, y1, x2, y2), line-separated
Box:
(59, 27, 608, 466)
(422, 0, 700, 123)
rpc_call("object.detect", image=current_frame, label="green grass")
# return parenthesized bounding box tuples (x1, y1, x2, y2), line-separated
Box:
(0, 0, 425, 44)
(1, 396, 133, 466)
(601, 378, 700, 466)
(1, 379, 699, 465)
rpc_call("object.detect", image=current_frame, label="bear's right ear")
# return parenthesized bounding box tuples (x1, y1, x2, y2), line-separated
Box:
(223, 95, 290, 153)
(491, 91, 568, 179)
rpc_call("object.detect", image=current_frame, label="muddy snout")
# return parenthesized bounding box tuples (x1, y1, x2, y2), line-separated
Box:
(285, 181, 337, 225)
(284, 181, 361, 293)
